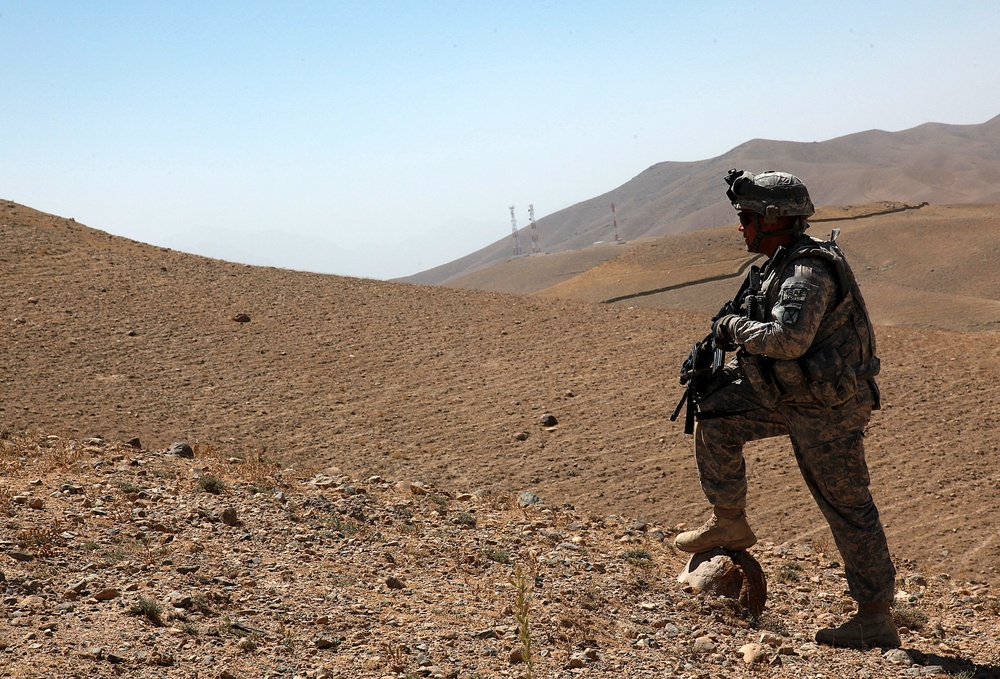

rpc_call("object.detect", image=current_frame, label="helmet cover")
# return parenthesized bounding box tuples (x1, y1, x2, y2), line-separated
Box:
(725, 168, 815, 219)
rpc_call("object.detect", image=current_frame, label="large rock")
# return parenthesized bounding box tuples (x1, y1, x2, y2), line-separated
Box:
(677, 548, 767, 617)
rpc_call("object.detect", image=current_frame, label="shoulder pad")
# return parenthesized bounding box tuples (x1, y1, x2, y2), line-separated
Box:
(784, 238, 853, 299)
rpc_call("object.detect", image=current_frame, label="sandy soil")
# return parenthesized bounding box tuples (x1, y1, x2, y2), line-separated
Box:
(1, 199, 999, 593)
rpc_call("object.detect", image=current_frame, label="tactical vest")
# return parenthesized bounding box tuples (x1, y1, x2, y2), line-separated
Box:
(741, 232, 880, 407)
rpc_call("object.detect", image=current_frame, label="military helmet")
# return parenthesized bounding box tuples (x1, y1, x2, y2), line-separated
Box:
(725, 168, 815, 220)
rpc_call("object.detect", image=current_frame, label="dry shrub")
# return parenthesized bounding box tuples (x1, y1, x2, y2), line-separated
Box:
(17, 524, 62, 557)
(129, 597, 164, 626)
(197, 475, 226, 494)
(241, 459, 281, 494)
(0, 486, 14, 517)
(46, 438, 88, 471)
(0, 432, 90, 473)
(579, 585, 606, 612)
(893, 603, 928, 631)
(483, 491, 515, 511)
(204, 449, 282, 494)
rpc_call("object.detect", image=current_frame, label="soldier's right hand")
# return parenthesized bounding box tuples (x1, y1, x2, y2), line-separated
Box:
(712, 314, 739, 352)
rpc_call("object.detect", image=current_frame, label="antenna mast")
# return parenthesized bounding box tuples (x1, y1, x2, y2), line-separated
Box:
(529, 204, 540, 254)
(509, 205, 522, 256)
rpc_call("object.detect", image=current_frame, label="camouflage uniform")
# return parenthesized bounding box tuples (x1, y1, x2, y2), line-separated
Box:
(695, 233, 895, 604)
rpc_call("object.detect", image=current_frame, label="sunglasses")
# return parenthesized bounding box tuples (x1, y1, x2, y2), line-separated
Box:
(738, 212, 757, 227)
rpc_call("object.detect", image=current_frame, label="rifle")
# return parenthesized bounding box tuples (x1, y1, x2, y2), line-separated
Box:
(669, 264, 761, 434)
(669, 332, 724, 434)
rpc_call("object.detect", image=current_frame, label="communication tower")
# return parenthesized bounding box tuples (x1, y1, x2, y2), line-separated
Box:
(528, 204, 540, 254)
(509, 205, 522, 256)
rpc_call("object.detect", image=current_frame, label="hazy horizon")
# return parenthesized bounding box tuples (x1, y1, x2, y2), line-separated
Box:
(3, 2, 999, 278)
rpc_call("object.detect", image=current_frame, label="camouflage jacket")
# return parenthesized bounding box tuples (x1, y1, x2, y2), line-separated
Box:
(727, 232, 880, 406)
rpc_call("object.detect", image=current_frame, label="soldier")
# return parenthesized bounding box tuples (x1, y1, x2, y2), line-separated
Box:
(674, 169, 898, 649)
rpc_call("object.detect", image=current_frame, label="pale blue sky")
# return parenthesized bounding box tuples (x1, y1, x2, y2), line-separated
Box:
(3, 2, 998, 278)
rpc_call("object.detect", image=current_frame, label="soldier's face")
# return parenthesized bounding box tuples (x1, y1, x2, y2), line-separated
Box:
(738, 211, 789, 256)
(737, 211, 762, 251)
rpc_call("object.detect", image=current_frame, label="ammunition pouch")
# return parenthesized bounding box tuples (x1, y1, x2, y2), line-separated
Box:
(740, 344, 881, 409)
(737, 352, 781, 408)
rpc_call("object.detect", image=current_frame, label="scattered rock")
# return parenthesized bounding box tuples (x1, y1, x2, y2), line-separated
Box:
(315, 636, 340, 649)
(759, 631, 784, 646)
(0, 429, 998, 677)
(232, 313, 251, 323)
(678, 549, 742, 595)
(80, 646, 103, 660)
(692, 636, 716, 653)
(168, 442, 195, 459)
(166, 591, 192, 608)
(883, 648, 915, 665)
(739, 643, 767, 664)
(540, 413, 558, 427)
(93, 588, 119, 601)
(221, 507, 241, 526)
(518, 491, 541, 507)
(149, 649, 174, 666)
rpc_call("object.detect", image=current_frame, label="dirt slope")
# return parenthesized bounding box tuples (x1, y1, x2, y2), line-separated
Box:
(2, 199, 1000, 596)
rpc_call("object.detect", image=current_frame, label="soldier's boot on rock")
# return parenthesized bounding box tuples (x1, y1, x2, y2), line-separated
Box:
(674, 506, 757, 553)
(815, 602, 900, 650)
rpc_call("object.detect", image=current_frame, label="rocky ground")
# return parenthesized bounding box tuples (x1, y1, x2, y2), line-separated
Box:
(3, 433, 1000, 679)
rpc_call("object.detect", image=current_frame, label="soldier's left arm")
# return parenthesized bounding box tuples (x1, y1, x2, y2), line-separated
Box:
(727, 257, 837, 360)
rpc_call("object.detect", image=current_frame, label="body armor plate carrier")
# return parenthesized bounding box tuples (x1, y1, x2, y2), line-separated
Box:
(738, 231, 881, 409)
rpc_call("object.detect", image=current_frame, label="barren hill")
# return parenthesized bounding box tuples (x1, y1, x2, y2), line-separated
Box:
(403, 114, 1000, 286)
(3, 197, 1000, 602)
(441, 202, 1000, 334)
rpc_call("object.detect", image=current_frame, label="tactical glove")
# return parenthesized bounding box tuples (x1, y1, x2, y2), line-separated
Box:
(712, 314, 740, 352)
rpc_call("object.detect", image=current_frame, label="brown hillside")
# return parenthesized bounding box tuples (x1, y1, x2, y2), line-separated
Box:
(2, 198, 1000, 599)
(403, 115, 1000, 286)
(466, 203, 1000, 334)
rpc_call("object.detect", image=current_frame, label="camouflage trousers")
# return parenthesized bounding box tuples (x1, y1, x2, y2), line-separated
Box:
(694, 376, 895, 604)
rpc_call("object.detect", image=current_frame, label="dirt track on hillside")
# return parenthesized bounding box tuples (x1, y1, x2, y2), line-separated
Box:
(3, 200, 1000, 589)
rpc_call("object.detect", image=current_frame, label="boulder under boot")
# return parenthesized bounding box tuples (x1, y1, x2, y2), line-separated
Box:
(674, 506, 757, 553)
(815, 602, 900, 650)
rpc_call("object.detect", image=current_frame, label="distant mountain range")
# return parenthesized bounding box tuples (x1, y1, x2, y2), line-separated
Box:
(401, 114, 1000, 285)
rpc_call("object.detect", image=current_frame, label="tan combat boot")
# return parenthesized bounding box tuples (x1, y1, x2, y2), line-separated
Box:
(815, 602, 900, 649)
(674, 506, 757, 553)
